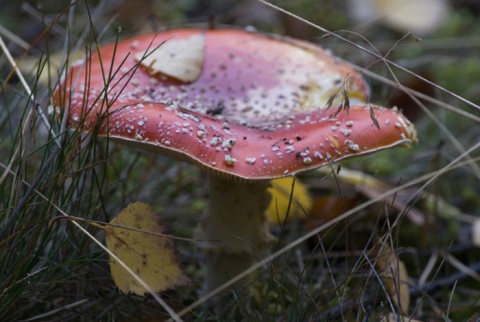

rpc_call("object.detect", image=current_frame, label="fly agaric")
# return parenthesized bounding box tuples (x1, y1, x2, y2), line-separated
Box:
(54, 28, 417, 294)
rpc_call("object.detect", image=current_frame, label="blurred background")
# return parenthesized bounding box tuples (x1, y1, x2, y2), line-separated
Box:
(1, 0, 480, 321)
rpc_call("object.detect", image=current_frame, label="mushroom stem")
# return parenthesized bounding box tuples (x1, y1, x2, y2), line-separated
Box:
(194, 174, 276, 294)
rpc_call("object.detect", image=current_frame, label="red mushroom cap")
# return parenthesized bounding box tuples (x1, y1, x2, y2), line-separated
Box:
(55, 28, 417, 180)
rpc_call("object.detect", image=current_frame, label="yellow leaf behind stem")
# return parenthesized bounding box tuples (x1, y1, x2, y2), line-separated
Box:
(267, 177, 312, 224)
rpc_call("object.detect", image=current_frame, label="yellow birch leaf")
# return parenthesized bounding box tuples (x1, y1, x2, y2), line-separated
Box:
(105, 202, 189, 295)
(267, 177, 312, 224)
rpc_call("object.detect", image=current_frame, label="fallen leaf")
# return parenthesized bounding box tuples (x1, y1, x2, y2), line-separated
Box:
(374, 241, 410, 315)
(267, 177, 312, 224)
(135, 33, 205, 82)
(316, 167, 426, 225)
(307, 194, 358, 228)
(105, 202, 189, 295)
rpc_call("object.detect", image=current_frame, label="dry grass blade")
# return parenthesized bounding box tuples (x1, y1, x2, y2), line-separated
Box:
(22, 299, 89, 322)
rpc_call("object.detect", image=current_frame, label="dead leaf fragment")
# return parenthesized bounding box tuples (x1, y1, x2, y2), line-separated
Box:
(375, 242, 410, 315)
(135, 34, 205, 82)
(105, 202, 189, 295)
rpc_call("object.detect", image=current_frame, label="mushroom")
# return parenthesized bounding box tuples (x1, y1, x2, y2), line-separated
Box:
(54, 28, 417, 295)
